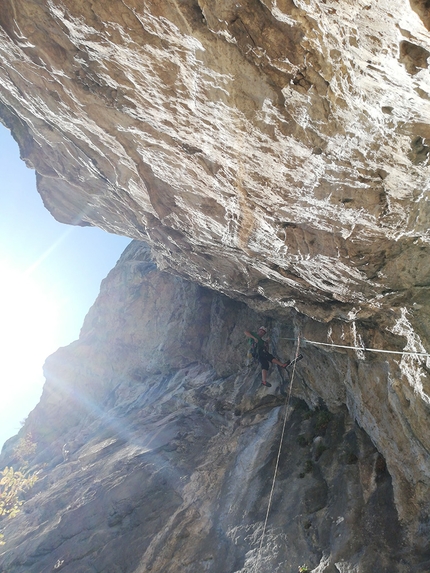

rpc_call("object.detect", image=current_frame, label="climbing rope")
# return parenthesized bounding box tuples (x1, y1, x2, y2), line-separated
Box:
(252, 330, 429, 570)
(280, 337, 430, 358)
(254, 334, 302, 572)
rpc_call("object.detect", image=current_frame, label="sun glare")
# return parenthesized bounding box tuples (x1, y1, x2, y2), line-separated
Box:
(0, 263, 58, 409)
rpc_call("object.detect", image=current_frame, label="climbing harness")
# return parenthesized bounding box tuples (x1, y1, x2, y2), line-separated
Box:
(254, 334, 302, 572)
(280, 337, 430, 358)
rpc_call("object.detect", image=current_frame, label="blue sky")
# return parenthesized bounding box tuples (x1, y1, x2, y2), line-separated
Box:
(0, 123, 131, 450)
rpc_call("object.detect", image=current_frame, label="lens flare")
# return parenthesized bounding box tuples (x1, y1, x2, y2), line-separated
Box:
(0, 263, 59, 408)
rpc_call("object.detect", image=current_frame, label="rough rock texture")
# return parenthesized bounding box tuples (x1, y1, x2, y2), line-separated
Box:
(1, 0, 430, 318)
(0, 243, 416, 572)
(1, 0, 430, 570)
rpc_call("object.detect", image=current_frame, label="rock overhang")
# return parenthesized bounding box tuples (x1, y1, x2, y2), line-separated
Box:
(1, 0, 430, 550)
(0, 0, 429, 323)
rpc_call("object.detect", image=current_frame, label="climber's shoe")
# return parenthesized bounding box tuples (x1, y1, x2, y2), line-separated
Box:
(262, 381, 272, 387)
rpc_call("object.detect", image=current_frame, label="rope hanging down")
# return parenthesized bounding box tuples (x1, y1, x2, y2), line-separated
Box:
(280, 337, 430, 358)
(254, 334, 302, 572)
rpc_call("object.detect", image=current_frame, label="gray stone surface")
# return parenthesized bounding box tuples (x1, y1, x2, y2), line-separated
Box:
(0, 243, 423, 572)
(0, 1, 430, 570)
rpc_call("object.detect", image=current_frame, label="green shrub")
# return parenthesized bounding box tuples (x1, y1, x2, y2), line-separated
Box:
(346, 452, 358, 464)
(315, 410, 332, 433)
(297, 435, 309, 447)
(303, 460, 313, 474)
(0, 466, 37, 519)
(14, 433, 37, 467)
(0, 433, 38, 545)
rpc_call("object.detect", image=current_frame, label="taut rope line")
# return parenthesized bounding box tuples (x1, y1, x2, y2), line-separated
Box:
(254, 334, 302, 572)
(280, 337, 430, 358)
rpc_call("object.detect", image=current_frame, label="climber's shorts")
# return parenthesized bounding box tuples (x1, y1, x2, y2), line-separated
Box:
(259, 351, 274, 371)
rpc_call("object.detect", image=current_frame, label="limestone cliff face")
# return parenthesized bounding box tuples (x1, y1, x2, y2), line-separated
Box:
(0, 0, 430, 570)
(0, 243, 412, 572)
(1, 0, 430, 318)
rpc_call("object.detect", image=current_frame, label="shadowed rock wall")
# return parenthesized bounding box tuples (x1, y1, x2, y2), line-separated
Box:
(0, 243, 417, 573)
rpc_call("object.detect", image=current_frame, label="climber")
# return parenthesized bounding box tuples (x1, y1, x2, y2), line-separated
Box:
(244, 326, 290, 387)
